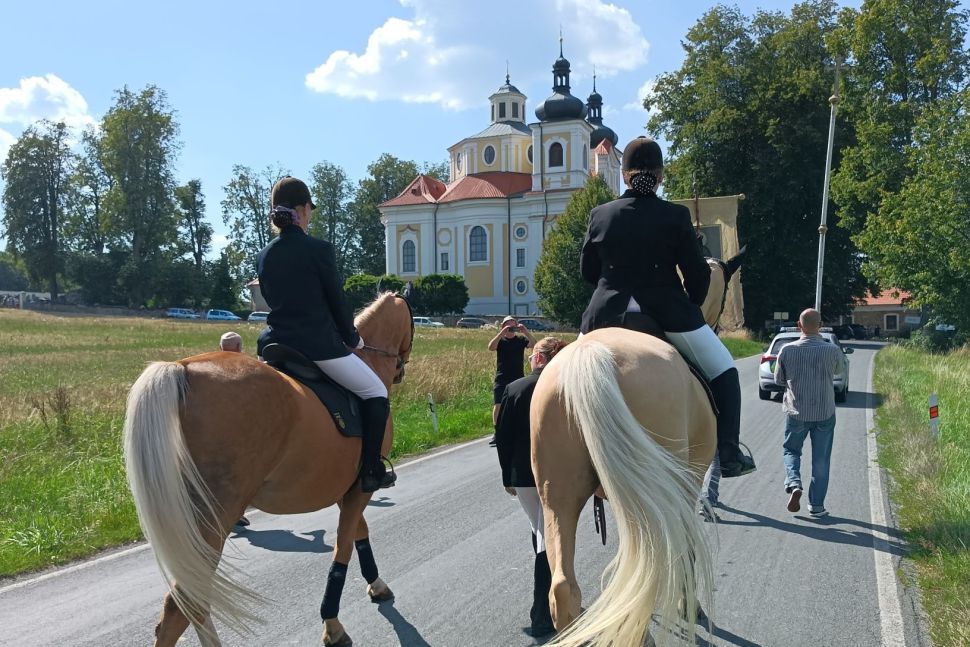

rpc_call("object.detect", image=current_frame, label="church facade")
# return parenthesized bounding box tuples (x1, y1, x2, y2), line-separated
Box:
(379, 47, 744, 325)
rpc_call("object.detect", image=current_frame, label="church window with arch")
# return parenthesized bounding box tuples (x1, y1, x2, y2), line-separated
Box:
(512, 102, 519, 118)
(527, 145, 533, 164)
(469, 226, 487, 262)
(402, 240, 416, 273)
(499, 103, 506, 118)
(583, 144, 588, 169)
(549, 142, 564, 167)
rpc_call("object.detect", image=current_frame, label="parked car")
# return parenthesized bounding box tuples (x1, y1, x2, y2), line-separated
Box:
(518, 318, 555, 332)
(166, 308, 199, 319)
(849, 323, 868, 339)
(248, 311, 269, 322)
(831, 324, 854, 339)
(758, 327, 853, 402)
(412, 316, 444, 328)
(456, 317, 488, 329)
(205, 309, 242, 321)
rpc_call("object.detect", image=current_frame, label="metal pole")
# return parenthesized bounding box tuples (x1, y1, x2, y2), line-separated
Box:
(815, 57, 843, 313)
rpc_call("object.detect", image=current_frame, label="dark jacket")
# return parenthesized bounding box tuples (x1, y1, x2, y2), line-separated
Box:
(495, 367, 543, 488)
(580, 189, 711, 334)
(256, 226, 360, 360)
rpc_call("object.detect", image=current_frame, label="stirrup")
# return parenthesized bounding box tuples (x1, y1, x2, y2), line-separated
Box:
(381, 456, 397, 481)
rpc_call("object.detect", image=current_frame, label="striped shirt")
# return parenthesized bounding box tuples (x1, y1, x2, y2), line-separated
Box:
(773, 335, 842, 421)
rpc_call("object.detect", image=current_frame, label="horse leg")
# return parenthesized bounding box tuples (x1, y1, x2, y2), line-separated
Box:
(543, 489, 585, 632)
(321, 491, 371, 646)
(351, 514, 394, 602)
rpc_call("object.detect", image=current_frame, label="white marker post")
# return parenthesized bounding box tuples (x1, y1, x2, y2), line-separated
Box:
(929, 393, 940, 439)
(427, 393, 439, 434)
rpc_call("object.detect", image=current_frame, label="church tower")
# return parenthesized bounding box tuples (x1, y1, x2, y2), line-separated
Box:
(531, 40, 594, 191)
(586, 74, 622, 194)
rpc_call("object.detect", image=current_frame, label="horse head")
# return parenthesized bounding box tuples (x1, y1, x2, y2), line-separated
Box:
(355, 292, 414, 385)
(701, 245, 746, 329)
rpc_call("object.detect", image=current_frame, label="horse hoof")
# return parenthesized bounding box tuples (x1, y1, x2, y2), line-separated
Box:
(369, 587, 395, 603)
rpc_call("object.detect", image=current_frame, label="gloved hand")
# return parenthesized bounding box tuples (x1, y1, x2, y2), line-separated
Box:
(505, 486, 517, 497)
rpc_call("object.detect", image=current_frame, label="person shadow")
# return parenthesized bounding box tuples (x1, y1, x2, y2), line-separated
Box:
(368, 496, 396, 508)
(377, 601, 432, 647)
(234, 528, 333, 554)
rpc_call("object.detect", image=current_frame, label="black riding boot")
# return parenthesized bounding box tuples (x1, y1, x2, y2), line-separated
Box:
(529, 549, 555, 637)
(709, 368, 756, 478)
(359, 397, 396, 493)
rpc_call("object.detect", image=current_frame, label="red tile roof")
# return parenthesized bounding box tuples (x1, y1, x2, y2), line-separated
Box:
(860, 289, 912, 306)
(380, 174, 448, 207)
(437, 172, 533, 203)
(592, 139, 614, 154)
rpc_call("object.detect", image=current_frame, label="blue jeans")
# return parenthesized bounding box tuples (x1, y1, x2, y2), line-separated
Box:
(783, 415, 835, 509)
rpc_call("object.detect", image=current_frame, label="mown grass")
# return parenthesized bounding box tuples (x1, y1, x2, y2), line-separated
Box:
(0, 309, 759, 576)
(873, 344, 970, 646)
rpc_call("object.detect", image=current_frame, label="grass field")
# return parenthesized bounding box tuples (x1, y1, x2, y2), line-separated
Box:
(873, 344, 970, 646)
(0, 309, 760, 577)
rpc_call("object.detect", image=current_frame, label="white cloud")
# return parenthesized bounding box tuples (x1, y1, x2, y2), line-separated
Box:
(306, 0, 649, 111)
(624, 79, 655, 112)
(0, 74, 96, 162)
(0, 129, 16, 164)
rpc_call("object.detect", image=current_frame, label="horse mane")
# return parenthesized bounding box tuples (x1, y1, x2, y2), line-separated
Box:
(355, 291, 398, 329)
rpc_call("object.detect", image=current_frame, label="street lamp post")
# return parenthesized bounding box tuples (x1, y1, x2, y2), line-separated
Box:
(814, 57, 843, 313)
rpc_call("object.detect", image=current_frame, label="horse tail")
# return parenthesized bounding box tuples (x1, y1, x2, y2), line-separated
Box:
(550, 340, 714, 647)
(123, 361, 259, 637)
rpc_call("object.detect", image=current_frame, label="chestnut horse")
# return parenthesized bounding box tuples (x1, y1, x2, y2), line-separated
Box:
(123, 293, 413, 647)
(532, 255, 743, 647)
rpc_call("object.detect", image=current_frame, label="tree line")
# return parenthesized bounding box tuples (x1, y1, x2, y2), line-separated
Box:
(1, 86, 446, 309)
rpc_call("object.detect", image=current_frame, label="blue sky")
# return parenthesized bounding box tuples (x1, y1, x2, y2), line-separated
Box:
(0, 0, 864, 254)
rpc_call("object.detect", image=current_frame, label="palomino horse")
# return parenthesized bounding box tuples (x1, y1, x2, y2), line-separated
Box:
(123, 293, 413, 647)
(532, 255, 743, 647)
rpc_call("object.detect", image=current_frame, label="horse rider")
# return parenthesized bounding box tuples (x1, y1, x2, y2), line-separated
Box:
(578, 137, 756, 478)
(256, 176, 396, 493)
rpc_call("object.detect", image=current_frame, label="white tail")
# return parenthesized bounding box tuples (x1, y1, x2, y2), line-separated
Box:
(123, 362, 260, 638)
(549, 341, 714, 647)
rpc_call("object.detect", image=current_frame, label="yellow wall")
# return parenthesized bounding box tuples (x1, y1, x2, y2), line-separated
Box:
(464, 223, 494, 297)
(519, 142, 534, 174)
(396, 224, 421, 275)
(477, 137, 501, 171)
(501, 223, 508, 297)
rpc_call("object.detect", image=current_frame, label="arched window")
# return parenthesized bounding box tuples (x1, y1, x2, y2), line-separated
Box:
(582, 144, 588, 169)
(469, 226, 487, 262)
(549, 142, 564, 167)
(402, 240, 416, 273)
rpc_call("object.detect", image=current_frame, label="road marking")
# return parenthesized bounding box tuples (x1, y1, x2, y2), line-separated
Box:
(0, 436, 490, 597)
(866, 352, 906, 646)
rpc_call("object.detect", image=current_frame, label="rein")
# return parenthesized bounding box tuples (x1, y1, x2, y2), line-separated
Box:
(359, 293, 415, 384)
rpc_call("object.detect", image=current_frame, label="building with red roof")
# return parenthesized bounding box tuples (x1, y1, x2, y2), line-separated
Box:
(850, 289, 923, 336)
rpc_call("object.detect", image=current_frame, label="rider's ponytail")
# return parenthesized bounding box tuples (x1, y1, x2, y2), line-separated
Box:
(534, 336, 568, 361)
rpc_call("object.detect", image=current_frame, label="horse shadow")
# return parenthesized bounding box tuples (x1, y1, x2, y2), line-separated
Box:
(377, 601, 432, 647)
(235, 528, 333, 554)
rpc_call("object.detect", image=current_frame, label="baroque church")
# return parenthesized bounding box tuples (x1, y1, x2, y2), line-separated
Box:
(380, 46, 746, 326)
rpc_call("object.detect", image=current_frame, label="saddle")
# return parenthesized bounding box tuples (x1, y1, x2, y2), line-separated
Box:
(261, 343, 363, 438)
(619, 312, 719, 415)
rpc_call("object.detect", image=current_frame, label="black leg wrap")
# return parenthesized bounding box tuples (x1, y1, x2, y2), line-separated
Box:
(354, 538, 379, 584)
(320, 561, 349, 620)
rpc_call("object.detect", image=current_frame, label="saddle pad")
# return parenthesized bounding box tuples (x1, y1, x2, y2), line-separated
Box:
(262, 344, 363, 438)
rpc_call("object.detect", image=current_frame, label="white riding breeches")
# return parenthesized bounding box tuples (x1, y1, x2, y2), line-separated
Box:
(515, 486, 545, 553)
(665, 326, 734, 381)
(313, 353, 388, 400)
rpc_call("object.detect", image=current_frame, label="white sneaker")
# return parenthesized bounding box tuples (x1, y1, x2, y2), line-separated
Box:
(808, 507, 828, 518)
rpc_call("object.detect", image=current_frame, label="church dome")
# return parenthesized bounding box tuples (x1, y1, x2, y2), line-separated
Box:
(535, 45, 587, 122)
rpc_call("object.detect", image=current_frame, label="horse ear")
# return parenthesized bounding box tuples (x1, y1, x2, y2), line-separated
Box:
(725, 245, 747, 279)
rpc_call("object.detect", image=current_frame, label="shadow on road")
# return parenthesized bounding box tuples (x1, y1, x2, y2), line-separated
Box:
(838, 389, 883, 410)
(695, 622, 764, 647)
(235, 529, 332, 554)
(368, 496, 396, 508)
(716, 505, 906, 556)
(377, 601, 432, 647)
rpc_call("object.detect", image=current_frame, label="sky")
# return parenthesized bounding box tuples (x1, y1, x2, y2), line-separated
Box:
(0, 0, 866, 255)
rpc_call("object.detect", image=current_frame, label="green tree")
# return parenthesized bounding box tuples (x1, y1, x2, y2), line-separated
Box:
(856, 89, 970, 331)
(1, 120, 75, 299)
(413, 274, 469, 315)
(0, 251, 30, 291)
(98, 85, 181, 306)
(349, 154, 420, 275)
(534, 175, 615, 327)
(64, 127, 111, 256)
(221, 163, 288, 277)
(343, 273, 405, 312)
(174, 179, 212, 304)
(209, 252, 238, 310)
(646, 1, 867, 327)
(308, 161, 355, 277)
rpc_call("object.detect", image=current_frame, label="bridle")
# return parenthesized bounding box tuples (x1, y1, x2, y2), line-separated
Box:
(360, 293, 415, 384)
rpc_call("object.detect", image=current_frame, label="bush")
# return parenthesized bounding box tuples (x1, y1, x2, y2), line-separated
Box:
(344, 274, 405, 312)
(411, 274, 469, 315)
(907, 323, 964, 353)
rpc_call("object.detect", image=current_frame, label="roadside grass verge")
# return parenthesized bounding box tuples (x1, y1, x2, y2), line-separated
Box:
(0, 310, 759, 576)
(873, 344, 970, 646)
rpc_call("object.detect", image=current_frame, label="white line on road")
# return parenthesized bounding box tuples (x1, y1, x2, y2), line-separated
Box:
(866, 352, 906, 646)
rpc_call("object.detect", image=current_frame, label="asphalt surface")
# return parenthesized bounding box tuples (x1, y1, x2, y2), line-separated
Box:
(0, 341, 927, 647)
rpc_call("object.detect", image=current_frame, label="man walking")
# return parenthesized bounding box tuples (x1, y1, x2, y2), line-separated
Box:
(773, 308, 842, 517)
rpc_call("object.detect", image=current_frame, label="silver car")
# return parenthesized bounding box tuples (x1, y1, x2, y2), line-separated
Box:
(758, 329, 853, 402)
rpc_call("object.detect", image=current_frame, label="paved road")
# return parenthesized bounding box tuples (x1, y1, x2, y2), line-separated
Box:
(0, 342, 927, 647)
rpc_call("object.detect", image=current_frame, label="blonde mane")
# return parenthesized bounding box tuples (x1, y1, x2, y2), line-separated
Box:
(354, 291, 399, 329)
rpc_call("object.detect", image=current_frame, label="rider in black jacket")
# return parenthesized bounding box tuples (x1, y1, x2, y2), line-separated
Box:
(257, 176, 395, 493)
(579, 138, 755, 478)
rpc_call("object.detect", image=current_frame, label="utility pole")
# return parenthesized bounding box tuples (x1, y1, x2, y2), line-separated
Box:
(815, 57, 843, 313)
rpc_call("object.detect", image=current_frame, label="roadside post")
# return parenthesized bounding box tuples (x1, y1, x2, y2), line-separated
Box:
(427, 393, 439, 433)
(929, 393, 940, 439)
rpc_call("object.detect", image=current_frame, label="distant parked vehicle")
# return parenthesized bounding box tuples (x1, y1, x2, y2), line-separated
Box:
(412, 316, 444, 328)
(205, 309, 242, 321)
(518, 318, 555, 332)
(248, 311, 269, 322)
(758, 328, 853, 402)
(456, 317, 488, 329)
(166, 308, 199, 319)
(831, 324, 854, 339)
(849, 323, 868, 339)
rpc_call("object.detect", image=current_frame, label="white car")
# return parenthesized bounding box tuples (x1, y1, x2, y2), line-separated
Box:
(165, 307, 199, 319)
(412, 316, 444, 328)
(248, 311, 269, 322)
(205, 309, 242, 321)
(758, 328, 853, 402)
